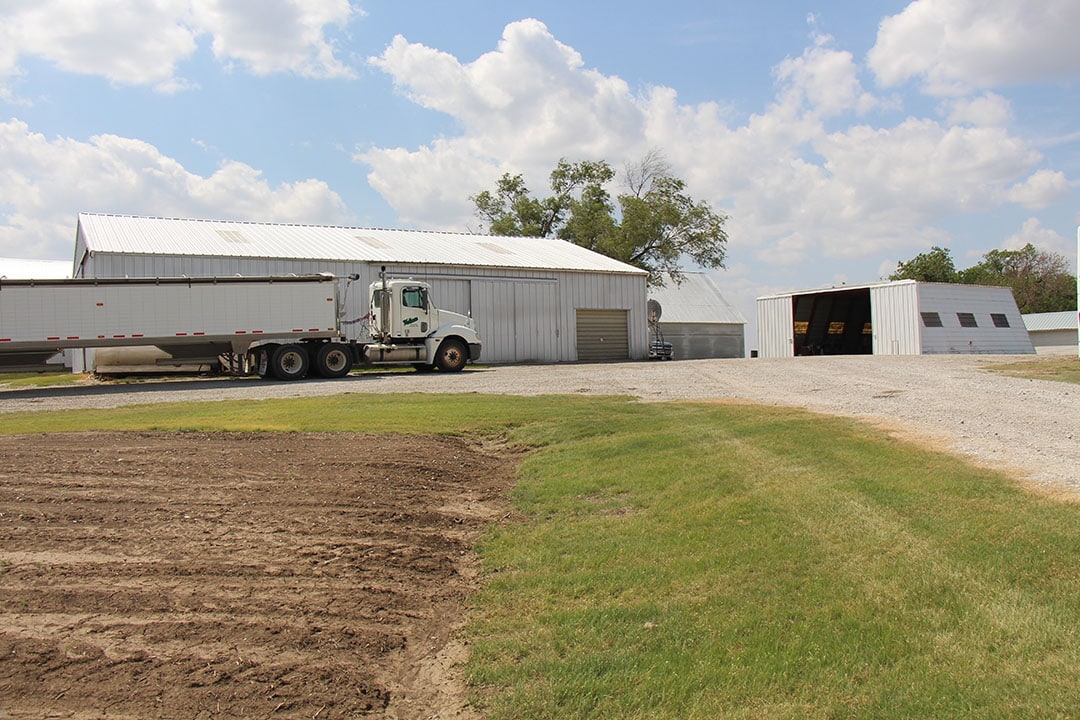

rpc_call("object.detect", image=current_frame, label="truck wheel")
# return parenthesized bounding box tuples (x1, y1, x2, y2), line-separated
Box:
(270, 344, 309, 381)
(313, 343, 352, 378)
(434, 338, 468, 372)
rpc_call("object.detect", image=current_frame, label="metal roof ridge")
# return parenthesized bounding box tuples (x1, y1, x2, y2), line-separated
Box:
(78, 211, 568, 240)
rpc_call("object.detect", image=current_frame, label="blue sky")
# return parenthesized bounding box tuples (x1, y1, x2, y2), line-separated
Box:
(1, 0, 1078, 339)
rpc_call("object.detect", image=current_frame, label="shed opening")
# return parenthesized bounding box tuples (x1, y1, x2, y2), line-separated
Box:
(792, 288, 872, 356)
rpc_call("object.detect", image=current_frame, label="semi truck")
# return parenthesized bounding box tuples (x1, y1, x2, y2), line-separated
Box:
(0, 271, 481, 380)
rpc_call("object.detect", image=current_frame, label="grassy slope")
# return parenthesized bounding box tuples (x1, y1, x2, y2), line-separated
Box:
(987, 356, 1080, 385)
(0, 393, 1077, 718)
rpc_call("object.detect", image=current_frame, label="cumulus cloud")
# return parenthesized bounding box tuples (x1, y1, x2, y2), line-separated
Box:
(939, 93, 1013, 127)
(774, 34, 877, 118)
(0, 119, 351, 258)
(0, 0, 359, 92)
(358, 18, 1071, 268)
(868, 0, 1080, 94)
(1006, 170, 1071, 210)
(1002, 217, 1071, 256)
(360, 19, 647, 228)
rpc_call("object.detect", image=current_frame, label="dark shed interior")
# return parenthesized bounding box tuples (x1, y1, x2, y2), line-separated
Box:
(792, 288, 873, 356)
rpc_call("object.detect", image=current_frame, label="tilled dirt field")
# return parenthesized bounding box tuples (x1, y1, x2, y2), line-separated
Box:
(0, 431, 517, 719)
(1, 356, 1078, 718)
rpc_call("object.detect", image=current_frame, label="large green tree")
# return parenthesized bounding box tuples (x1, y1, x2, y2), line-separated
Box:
(470, 152, 727, 286)
(888, 246, 959, 283)
(891, 243, 1076, 314)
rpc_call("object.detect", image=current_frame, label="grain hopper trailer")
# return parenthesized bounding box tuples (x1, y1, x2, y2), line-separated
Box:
(0, 273, 480, 380)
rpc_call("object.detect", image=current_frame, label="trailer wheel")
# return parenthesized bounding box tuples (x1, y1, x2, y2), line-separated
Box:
(313, 343, 352, 378)
(434, 338, 468, 372)
(270, 344, 309, 381)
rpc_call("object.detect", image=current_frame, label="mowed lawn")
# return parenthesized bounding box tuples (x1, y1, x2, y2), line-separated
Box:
(0, 390, 1077, 719)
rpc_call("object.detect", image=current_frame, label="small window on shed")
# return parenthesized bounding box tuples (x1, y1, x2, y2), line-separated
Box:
(991, 313, 1010, 328)
(921, 312, 943, 328)
(957, 312, 978, 328)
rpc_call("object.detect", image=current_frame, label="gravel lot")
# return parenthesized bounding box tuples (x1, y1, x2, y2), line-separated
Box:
(2, 354, 1077, 494)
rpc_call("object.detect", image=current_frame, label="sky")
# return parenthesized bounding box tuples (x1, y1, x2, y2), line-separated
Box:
(1, 0, 1078, 345)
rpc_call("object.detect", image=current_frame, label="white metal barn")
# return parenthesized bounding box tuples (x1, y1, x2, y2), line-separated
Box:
(73, 213, 649, 365)
(647, 273, 746, 359)
(1023, 311, 1079, 355)
(756, 280, 1034, 358)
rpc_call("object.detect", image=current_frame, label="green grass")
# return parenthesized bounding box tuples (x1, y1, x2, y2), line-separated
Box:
(2, 394, 1079, 718)
(987, 355, 1080, 385)
(0, 371, 88, 388)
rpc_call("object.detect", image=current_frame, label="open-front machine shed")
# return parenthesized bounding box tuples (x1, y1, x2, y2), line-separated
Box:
(756, 280, 1034, 358)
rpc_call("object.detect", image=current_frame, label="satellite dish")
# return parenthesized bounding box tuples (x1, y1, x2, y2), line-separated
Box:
(647, 298, 663, 324)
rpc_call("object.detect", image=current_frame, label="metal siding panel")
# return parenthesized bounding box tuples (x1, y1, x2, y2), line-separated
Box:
(661, 323, 745, 359)
(870, 282, 920, 355)
(756, 296, 794, 357)
(916, 283, 1034, 354)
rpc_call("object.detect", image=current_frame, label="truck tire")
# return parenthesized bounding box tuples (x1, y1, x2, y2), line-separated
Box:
(434, 338, 468, 372)
(313, 343, 352, 378)
(270, 344, 309, 381)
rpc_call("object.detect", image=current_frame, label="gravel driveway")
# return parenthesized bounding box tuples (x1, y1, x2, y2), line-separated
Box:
(2, 355, 1077, 494)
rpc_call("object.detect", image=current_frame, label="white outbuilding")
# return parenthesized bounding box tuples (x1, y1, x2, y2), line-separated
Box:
(72, 213, 649, 365)
(646, 273, 746, 359)
(756, 280, 1034, 358)
(1023, 311, 1078, 355)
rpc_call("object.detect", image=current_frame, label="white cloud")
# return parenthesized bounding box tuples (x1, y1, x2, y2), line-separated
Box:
(0, 119, 351, 258)
(1006, 170, 1071, 210)
(0, 0, 359, 91)
(1002, 217, 1071, 256)
(939, 92, 1013, 127)
(868, 0, 1080, 95)
(774, 34, 876, 118)
(361, 18, 647, 229)
(358, 18, 1071, 274)
(193, 0, 358, 78)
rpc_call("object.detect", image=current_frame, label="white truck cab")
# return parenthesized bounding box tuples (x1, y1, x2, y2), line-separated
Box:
(365, 276, 481, 372)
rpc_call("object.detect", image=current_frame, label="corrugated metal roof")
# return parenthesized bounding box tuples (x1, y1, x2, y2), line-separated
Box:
(76, 213, 645, 275)
(1023, 310, 1078, 332)
(648, 272, 746, 324)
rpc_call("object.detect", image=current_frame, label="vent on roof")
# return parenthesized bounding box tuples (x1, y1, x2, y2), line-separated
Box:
(216, 230, 249, 244)
(478, 241, 512, 255)
(356, 235, 391, 249)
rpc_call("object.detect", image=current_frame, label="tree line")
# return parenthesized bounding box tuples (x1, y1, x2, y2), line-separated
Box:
(467, 152, 1076, 314)
(889, 245, 1076, 314)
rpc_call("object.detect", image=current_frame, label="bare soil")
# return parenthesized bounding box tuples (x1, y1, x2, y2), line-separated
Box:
(0, 431, 518, 719)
